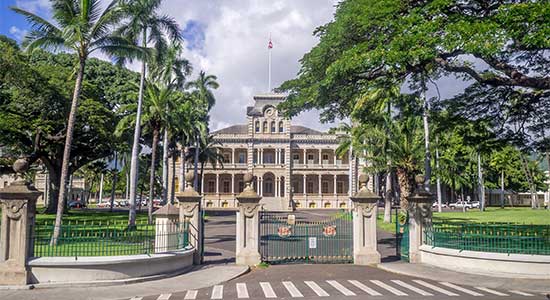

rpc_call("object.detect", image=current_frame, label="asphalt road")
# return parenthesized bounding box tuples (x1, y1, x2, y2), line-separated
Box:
(142, 210, 540, 300)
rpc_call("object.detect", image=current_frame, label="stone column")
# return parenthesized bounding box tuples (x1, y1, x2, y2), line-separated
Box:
(215, 173, 219, 195)
(350, 174, 381, 265)
(0, 159, 42, 285)
(303, 174, 307, 196)
(407, 175, 434, 263)
(259, 149, 263, 165)
(333, 175, 337, 196)
(235, 173, 262, 265)
(153, 204, 179, 253)
(231, 148, 235, 165)
(303, 149, 307, 164)
(231, 173, 235, 195)
(176, 171, 203, 264)
(334, 151, 337, 166)
(318, 174, 322, 196)
(319, 149, 323, 165)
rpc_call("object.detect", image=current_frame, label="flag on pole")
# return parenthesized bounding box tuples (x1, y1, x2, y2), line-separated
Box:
(268, 38, 273, 49)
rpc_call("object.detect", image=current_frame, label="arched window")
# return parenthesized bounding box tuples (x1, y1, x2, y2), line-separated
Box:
(255, 121, 260, 132)
(279, 121, 284, 132)
(270, 121, 276, 133)
(263, 121, 268, 133)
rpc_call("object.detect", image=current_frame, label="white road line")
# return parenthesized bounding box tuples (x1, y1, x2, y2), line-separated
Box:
(184, 290, 198, 300)
(305, 281, 329, 297)
(413, 280, 459, 296)
(283, 281, 304, 298)
(327, 280, 356, 296)
(157, 294, 171, 300)
(370, 280, 408, 296)
(260, 282, 277, 298)
(348, 280, 382, 296)
(391, 280, 433, 296)
(509, 290, 534, 296)
(236, 283, 249, 298)
(476, 287, 509, 296)
(211, 285, 224, 299)
(439, 282, 484, 296)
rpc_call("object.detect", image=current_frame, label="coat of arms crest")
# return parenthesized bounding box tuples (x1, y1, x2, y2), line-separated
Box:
(323, 225, 337, 237)
(278, 226, 292, 238)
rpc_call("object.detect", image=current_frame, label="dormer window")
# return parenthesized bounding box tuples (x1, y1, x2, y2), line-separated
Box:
(255, 121, 260, 132)
(263, 121, 268, 133)
(271, 121, 276, 133)
(279, 121, 284, 132)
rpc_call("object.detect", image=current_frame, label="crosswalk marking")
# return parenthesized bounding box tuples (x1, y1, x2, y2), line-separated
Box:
(157, 294, 171, 300)
(391, 280, 433, 296)
(305, 281, 329, 297)
(439, 282, 484, 296)
(327, 280, 356, 296)
(509, 290, 534, 296)
(413, 280, 459, 296)
(476, 287, 509, 296)
(184, 290, 198, 300)
(348, 280, 382, 296)
(370, 280, 408, 296)
(260, 282, 277, 298)
(283, 281, 304, 298)
(236, 283, 249, 298)
(211, 285, 224, 299)
(129, 297, 143, 300)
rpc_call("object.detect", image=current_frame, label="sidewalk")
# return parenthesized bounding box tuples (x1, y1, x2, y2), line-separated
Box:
(378, 261, 550, 294)
(0, 264, 249, 300)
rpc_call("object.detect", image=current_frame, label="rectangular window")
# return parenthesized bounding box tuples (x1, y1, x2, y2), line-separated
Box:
(337, 181, 344, 194)
(223, 181, 230, 193)
(322, 181, 329, 194)
(322, 154, 329, 160)
(208, 181, 215, 193)
(307, 181, 314, 194)
(239, 153, 246, 164)
(265, 153, 274, 164)
(292, 181, 299, 193)
(293, 154, 299, 160)
(223, 154, 230, 163)
(238, 181, 244, 193)
(308, 154, 314, 160)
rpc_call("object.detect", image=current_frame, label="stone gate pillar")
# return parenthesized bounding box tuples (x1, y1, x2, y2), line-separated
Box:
(407, 175, 434, 263)
(176, 171, 203, 265)
(0, 159, 41, 285)
(153, 203, 180, 253)
(350, 174, 381, 265)
(235, 173, 262, 266)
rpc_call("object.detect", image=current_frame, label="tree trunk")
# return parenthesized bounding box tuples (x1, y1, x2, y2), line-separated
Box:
(180, 144, 187, 192)
(45, 169, 60, 214)
(51, 58, 86, 245)
(383, 171, 392, 223)
(396, 168, 412, 210)
(162, 127, 169, 204)
(110, 152, 118, 212)
(199, 161, 205, 193)
(193, 136, 200, 190)
(148, 127, 160, 224)
(435, 142, 442, 213)
(99, 173, 104, 205)
(477, 152, 485, 211)
(170, 149, 176, 204)
(500, 170, 505, 209)
(128, 30, 147, 228)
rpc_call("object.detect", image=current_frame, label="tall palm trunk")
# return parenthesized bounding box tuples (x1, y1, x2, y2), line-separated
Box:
(435, 142, 442, 213)
(383, 170, 392, 223)
(110, 152, 118, 212)
(193, 135, 200, 190)
(170, 150, 176, 203)
(500, 170, 505, 209)
(180, 144, 187, 192)
(99, 173, 104, 204)
(148, 127, 160, 224)
(477, 152, 485, 211)
(396, 168, 412, 210)
(129, 30, 147, 227)
(421, 77, 431, 191)
(162, 127, 169, 203)
(51, 58, 86, 245)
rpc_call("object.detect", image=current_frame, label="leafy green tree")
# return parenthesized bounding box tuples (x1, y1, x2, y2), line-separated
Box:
(11, 0, 141, 244)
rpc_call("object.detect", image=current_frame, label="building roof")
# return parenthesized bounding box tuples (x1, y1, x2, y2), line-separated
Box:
(212, 124, 324, 135)
(247, 93, 287, 116)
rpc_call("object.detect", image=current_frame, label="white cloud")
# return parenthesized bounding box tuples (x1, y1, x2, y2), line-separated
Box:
(15, 0, 50, 14)
(161, 0, 340, 131)
(9, 26, 27, 41)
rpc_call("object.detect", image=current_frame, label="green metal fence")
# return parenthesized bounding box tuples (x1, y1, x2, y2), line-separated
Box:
(424, 221, 550, 255)
(32, 220, 189, 257)
(394, 208, 409, 261)
(260, 211, 353, 264)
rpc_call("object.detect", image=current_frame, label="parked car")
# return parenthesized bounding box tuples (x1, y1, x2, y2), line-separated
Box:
(470, 201, 480, 208)
(68, 200, 86, 209)
(449, 200, 472, 210)
(432, 202, 448, 208)
(117, 200, 130, 207)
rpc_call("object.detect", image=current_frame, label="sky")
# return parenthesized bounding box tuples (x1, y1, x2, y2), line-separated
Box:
(0, 0, 341, 132)
(0, 0, 471, 132)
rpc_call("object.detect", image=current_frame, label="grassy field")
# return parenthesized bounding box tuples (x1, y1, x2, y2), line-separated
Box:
(375, 207, 550, 233)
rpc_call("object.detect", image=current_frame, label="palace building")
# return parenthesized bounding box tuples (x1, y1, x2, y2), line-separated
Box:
(168, 93, 359, 211)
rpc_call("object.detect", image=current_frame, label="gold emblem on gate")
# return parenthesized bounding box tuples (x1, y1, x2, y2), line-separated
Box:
(323, 225, 337, 237)
(278, 226, 292, 238)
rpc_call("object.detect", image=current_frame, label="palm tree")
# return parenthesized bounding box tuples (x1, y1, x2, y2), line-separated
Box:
(186, 71, 219, 110)
(12, 0, 140, 244)
(186, 135, 225, 192)
(116, 0, 182, 226)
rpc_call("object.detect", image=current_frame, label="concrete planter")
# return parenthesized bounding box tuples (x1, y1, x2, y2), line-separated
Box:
(420, 245, 550, 279)
(28, 248, 195, 284)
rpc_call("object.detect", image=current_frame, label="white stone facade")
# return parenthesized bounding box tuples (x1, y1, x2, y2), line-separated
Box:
(169, 93, 359, 211)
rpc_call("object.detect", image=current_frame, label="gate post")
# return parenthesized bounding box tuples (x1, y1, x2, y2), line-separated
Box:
(0, 159, 41, 285)
(176, 171, 203, 264)
(235, 173, 262, 266)
(350, 174, 381, 265)
(407, 175, 433, 263)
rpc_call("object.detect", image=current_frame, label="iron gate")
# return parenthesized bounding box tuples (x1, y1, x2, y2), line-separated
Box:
(260, 211, 353, 264)
(395, 208, 409, 262)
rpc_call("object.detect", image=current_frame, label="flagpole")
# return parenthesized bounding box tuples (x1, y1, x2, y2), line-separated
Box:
(268, 37, 272, 92)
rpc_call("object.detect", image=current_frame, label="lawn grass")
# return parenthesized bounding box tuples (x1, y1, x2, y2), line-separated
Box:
(433, 207, 550, 225)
